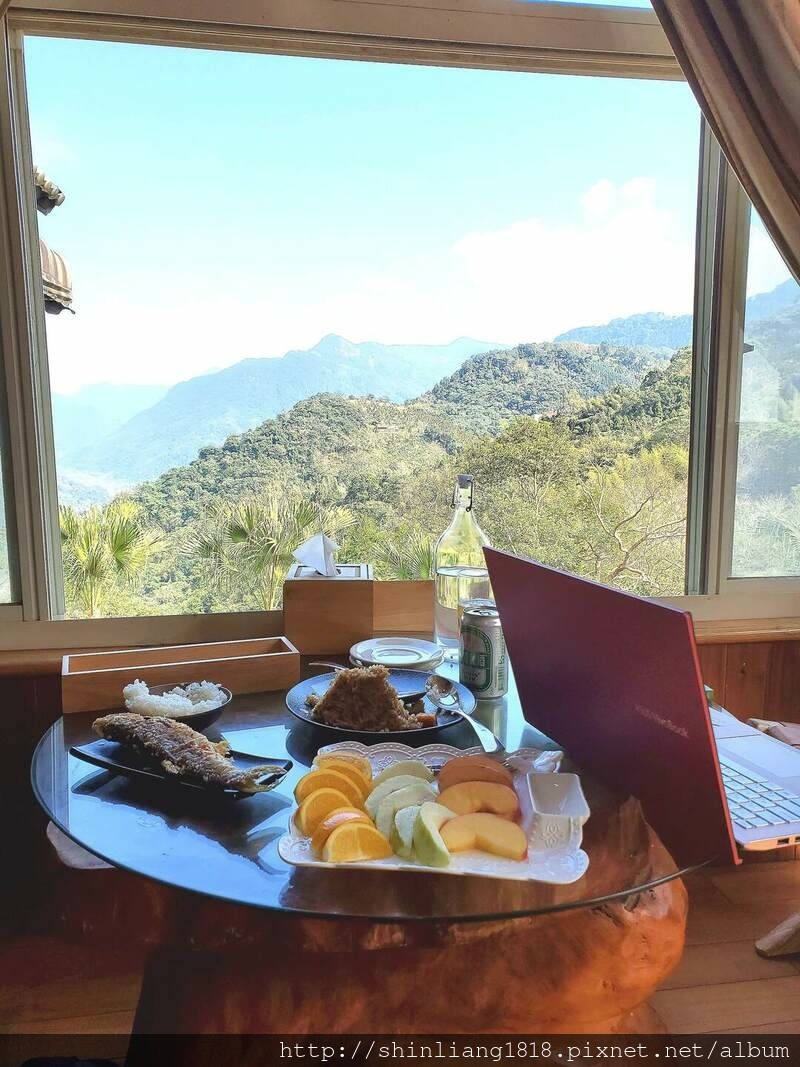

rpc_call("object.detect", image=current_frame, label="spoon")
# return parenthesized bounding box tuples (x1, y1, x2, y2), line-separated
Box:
(425, 677, 505, 753)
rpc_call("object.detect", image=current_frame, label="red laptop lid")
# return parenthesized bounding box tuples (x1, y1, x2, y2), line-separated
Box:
(485, 548, 739, 868)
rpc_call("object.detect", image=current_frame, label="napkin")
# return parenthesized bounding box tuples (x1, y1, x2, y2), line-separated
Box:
(293, 532, 339, 577)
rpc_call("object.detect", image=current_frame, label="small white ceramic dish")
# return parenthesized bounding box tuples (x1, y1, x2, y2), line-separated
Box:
(278, 741, 590, 885)
(527, 772, 590, 852)
(349, 637, 444, 670)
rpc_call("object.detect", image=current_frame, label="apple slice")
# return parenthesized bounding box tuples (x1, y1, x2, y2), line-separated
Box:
(437, 754, 513, 792)
(375, 782, 436, 840)
(441, 812, 527, 861)
(413, 801, 456, 868)
(436, 781, 519, 820)
(366, 774, 433, 819)
(390, 804, 420, 859)
(371, 760, 434, 789)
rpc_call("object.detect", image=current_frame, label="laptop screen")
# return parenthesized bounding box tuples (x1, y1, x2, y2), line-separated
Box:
(485, 547, 738, 867)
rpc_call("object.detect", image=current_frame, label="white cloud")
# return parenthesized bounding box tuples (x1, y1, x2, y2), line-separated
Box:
(452, 177, 695, 341)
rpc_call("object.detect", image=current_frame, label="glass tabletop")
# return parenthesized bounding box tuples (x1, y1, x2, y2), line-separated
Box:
(31, 667, 700, 924)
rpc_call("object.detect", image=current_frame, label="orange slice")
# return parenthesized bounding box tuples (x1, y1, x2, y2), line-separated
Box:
(294, 767, 364, 808)
(322, 822, 393, 864)
(310, 807, 372, 856)
(314, 752, 372, 789)
(309, 758, 369, 801)
(295, 787, 353, 835)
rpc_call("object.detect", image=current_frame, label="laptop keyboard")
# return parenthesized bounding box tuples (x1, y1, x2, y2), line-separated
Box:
(720, 757, 800, 829)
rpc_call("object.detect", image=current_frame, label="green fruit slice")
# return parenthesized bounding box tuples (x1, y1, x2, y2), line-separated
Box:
(365, 774, 431, 819)
(375, 784, 436, 840)
(371, 760, 434, 790)
(392, 804, 421, 860)
(413, 801, 456, 868)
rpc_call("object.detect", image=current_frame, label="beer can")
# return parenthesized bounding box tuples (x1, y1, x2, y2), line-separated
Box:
(459, 605, 508, 698)
(457, 595, 497, 629)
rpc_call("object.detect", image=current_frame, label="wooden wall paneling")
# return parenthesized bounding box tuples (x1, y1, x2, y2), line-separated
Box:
(764, 641, 800, 722)
(0, 672, 62, 931)
(697, 644, 728, 704)
(721, 643, 771, 721)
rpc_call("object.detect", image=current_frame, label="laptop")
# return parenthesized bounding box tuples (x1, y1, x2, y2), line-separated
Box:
(485, 548, 800, 868)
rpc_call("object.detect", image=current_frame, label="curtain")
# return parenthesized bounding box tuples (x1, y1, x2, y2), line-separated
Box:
(651, 0, 800, 281)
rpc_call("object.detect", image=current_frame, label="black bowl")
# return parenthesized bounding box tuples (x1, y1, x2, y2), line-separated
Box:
(144, 682, 233, 731)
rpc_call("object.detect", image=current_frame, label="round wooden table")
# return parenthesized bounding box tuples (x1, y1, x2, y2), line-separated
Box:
(32, 671, 698, 1035)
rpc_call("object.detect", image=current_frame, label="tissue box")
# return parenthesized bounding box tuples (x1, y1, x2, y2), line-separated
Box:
(282, 563, 374, 654)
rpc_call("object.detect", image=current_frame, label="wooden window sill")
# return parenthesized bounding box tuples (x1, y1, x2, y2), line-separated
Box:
(693, 618, 800, 645)
(1, 617, 799, 677)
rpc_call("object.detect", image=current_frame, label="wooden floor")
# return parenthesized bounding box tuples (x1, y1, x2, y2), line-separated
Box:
(2, 861, 800, 1054)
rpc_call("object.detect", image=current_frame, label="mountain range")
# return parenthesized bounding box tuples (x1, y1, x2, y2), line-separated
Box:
(61, 335, 496, 485)
(427, 340, 666, 433)
(132, 341, 675, 533)
(555, 278, 799, 348)
(54, 277, 800, 503)
(52, 382, 168, 459)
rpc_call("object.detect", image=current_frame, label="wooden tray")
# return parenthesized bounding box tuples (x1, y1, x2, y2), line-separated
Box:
(62, 637, 300, 714)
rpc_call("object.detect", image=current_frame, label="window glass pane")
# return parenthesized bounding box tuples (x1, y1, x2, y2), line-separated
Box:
(26, 37, 699, 617)
(731, 217, 800, 577)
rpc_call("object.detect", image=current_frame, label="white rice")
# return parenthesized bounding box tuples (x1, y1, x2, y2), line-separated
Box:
(123, 679, 226, 718)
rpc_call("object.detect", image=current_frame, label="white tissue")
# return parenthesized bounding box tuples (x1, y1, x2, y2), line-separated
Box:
(293, 532, 339, 577)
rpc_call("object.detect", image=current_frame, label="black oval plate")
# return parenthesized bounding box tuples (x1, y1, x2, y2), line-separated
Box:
(70, 739, 291, 800)
(286, 669, 476, 739)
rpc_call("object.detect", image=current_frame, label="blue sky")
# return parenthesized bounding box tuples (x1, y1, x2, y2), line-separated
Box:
(26, 34, 789, 392)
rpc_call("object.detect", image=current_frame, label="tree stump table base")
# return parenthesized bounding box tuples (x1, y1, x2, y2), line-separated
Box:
(131, 862, 686, 1035)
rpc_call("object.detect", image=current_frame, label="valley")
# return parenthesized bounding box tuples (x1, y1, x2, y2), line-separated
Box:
(53, 278, 800, 617)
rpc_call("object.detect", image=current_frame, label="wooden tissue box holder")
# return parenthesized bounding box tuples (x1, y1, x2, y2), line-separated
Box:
(282, 563, 374, 654)
(62, 636, 301, 714)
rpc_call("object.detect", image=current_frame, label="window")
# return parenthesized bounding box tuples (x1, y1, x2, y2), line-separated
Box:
(0, 0, 794, 640)
(25, 35, 700, 617)
(731, 217, 800, 578)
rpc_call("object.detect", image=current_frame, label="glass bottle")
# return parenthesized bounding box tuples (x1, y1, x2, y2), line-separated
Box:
(433, 474, 491, 652)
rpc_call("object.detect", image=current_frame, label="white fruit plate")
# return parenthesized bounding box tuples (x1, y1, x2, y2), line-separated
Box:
(277, 741, 591, 885)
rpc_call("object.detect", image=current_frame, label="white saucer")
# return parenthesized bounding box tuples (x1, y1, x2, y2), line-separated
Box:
(349, 637, 444, 670)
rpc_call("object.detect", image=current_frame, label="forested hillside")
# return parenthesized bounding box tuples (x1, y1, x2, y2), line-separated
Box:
(55, 280, 800, 618)
(67, 335, 495, 484)
(66, 346, 695, 617)
(427, 341, 665, 432)
(556, 278, 799, 348)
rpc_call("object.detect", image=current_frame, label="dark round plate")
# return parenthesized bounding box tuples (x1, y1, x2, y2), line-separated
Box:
(145, 682, 232, 732)
(286, 669, 476, 739)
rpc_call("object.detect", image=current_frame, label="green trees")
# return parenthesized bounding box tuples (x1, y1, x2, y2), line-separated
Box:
(571, 446, 688, 594)
(58, 345, 705, 617)
(186, 492, 354, 610)
(60, 500, 161, 618)
(454, 418, 688, 594)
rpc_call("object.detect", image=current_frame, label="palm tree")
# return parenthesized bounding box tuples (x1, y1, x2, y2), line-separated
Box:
(60, 500, 162, 618)
(186, 491, 354, 610)
(373, 527, 436, 580)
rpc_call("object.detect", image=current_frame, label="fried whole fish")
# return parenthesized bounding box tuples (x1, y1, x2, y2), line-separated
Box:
(93, 712, 285, 793)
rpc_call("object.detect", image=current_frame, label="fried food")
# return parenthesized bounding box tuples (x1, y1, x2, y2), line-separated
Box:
(93, 712, 285, 793)
(307, 664, 424, 731)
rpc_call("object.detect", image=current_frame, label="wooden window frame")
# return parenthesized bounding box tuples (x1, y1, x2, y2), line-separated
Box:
(0, 0, 795, 651)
